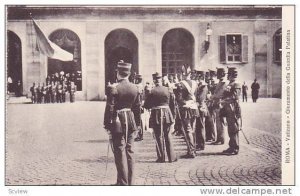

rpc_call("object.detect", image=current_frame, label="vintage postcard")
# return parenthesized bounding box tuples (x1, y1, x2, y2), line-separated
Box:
(3, 3, 296, 195)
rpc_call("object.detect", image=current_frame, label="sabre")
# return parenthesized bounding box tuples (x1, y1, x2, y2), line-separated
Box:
(104, 131, 113, 182)
(175, 102, 193, 153)
(151, 128, 162, 158)
(160, 108, 166, 161)
(238, 114, 250, 144)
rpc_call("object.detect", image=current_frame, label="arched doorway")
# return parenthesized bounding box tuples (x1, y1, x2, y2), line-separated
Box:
(7, 30, 22, 94)
(48, 29, 82, 91)
(273, 28, 282, 64)
(162, 28, 194, 76)
(105, 28, 138, 86)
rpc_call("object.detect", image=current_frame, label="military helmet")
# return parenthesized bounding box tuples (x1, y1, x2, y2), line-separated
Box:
(227, 67, 238, 79)
(216, 68, 226, 79)
(196, 70, 205, 80)
(209, 70, 217, 79)
(152, 72, 162, 80)
(117, 60, 132, 76)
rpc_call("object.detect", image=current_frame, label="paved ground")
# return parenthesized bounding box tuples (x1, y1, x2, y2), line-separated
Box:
(6, 98, 281, 185)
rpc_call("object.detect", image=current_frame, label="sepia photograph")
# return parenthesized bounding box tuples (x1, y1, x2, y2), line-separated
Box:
(4, 4, 295, 188)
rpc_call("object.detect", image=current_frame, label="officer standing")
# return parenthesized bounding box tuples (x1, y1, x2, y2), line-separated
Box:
(37, 83, 42, 103)
(103, 61, 141, 185)
(222, 67, 242, 155)
(30, 82, 36, 103)
(144, 73, 177, 163)
(51, 81, 56, 103)
(56, 82, 63, 103)
(177, 66, 199, 158)
(205, 70, 217, 142)
(134, 74, 144, 142)
(69, 81, 77, 103)
(211, 68, 227, 145)
(195, 71, 208, 151)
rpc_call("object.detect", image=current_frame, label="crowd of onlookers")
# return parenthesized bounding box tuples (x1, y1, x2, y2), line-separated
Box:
(30, 71, 77, 104)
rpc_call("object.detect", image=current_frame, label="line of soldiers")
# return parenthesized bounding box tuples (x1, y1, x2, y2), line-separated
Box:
(103, 61, 242, 185)
(30, 71, 77, 104)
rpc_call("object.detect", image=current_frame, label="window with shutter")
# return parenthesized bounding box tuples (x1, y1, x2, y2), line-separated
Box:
(226, 34, 242, 63)
(219, 35, 226, 63)
(220, 34, 248, 64)
(242, 35, 248, 63)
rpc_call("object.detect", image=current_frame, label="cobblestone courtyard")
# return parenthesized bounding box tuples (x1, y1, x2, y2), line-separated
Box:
(6, 98, 281, 185)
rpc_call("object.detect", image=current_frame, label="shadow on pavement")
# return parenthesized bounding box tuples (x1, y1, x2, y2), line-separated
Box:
(74, 157, 114, 163)
(74, 139, 108, 143)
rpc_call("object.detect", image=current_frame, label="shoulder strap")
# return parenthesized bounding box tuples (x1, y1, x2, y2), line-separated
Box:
(181, 80, 192, 94)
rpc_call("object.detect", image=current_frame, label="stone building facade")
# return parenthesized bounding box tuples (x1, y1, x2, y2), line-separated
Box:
(6, 6, 282, 100)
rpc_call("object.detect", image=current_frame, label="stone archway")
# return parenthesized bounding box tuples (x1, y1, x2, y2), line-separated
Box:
(105, 28, 138, 86)
(162, 28, 194, 76)
(48, 29, 82, 90)
(7, 30, 22, 94)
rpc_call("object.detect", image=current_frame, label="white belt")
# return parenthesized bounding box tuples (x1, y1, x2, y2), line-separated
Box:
(183, 100, 198, 109)
(151, 105, 169, 110)
(117, 108, 131, 113)
(116, 108, 131, 143)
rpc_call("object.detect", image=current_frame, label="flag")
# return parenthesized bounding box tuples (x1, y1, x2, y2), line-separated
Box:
(32, 19, 73, 61)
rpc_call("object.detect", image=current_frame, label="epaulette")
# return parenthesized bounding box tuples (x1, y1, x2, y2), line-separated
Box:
(107, 82, 119, 95)
(136, 83, 143, 94)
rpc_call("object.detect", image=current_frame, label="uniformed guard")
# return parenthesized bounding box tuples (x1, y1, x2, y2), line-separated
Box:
(205, 70, 217, 142)
(41, 83, 46, 103)
(195, 71, 208, 151)
(144, 73, 177, 163)
(177, 65, 199, 158)
(37, 83, 43, 104)
(134, 74, 144, 142)
(211, 68, 227, 145)
(69, 81, 77, 103)
(30, 82, 36, 104)
(45, 81, 51, 103)
(222, 67, 242, 155)
(62, 80, 67, 103)
(103, 61, 141, 185)
(50, 81, 57, 103)
(204, 71, 216, 143)
(56, 82, 63, 103)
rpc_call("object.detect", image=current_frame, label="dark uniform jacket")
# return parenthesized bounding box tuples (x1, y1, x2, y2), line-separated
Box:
(104, 79, 141, 134)
(223, 81, 242, 119)
(144, 85, 175, 127)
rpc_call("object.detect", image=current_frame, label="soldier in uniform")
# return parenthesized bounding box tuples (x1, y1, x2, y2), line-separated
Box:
(205, 70, 217, 142)
(45, 81, 51, 103)
(30, 82, 36, 104)
(144, 73, 177, 163)
(222, 67, 242, 155)
(103, 61, 141, 185)
(50, 81, 57, 103)
(204, 71, 216, 143)
(69, 81, 77, 103)
(195, 71, 208, 151)
(37, 83, 42, 104)
(41, 83, 46, 103)
(177, 66, 199, 158)
(134, 74, 144, 142)
(56, 82, 63, 103)
(62, 80, 67, 103)
(211, 68, 227, 145)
